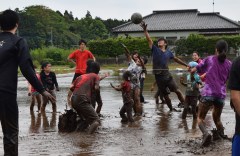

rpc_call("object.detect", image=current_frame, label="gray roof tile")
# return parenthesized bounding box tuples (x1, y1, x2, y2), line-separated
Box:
(113, 9, 240, 32)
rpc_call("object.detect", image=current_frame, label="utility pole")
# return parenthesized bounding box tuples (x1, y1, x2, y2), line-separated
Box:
(50, 28, 53, 46)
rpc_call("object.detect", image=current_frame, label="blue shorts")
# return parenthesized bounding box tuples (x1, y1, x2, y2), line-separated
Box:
(232, 134, 240, 156)
(200, 96, 225, 106)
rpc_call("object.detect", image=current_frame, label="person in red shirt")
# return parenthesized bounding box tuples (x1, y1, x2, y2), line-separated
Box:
(67, 39, 95, 107)
(110, 71, 134, 123)
(68, 39, 95, 82)
(70, 61, 100, 134)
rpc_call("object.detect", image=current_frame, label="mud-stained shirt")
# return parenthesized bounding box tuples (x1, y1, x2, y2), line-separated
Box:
(121, 81, 132, 104)
(71, 73, 100, 101)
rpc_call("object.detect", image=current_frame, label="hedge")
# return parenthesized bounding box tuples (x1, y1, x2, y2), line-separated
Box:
(30, 34, 240, 65)
(175, 34, 240, 55)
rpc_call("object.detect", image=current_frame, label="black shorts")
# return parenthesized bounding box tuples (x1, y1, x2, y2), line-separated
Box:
(155, 74, 178, 96)
(72, 73, 82, 83)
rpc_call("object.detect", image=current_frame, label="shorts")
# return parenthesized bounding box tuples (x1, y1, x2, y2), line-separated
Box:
(200, 96, 225, 106)
(232, 134, 240, 156)
(72, 73, 82, 83)
(155, 74, 178, 95)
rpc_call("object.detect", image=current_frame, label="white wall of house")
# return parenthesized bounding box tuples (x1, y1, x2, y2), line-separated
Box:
(117, 31, 198, 39)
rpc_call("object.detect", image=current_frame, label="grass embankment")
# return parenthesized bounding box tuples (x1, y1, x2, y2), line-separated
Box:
(18, 63, 186, 76)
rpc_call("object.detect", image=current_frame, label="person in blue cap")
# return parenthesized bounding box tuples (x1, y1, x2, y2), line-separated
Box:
(180, 61, 202, 120)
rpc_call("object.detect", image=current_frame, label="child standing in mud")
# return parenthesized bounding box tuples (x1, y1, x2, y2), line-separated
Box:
(121, 43, 144, 116)
(180, 61, 202, 120)
(70, 61, 101, 134)
(40, 62, 59, 112)
(28, 65, 42, 112)
(110, 71, 134, 123)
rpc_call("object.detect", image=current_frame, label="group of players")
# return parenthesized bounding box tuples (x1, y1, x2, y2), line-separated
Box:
(1, 9, 240, 156)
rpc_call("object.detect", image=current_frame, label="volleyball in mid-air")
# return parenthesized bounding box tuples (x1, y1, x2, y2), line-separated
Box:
(131, 12, 143, 24)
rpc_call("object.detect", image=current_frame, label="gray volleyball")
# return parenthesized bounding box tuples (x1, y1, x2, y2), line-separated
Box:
(131, 12, 143, 24)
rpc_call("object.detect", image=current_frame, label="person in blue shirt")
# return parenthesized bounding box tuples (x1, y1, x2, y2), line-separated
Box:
(141, 21, 188, 111)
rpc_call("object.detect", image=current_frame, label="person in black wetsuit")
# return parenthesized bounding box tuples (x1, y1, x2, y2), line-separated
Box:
(0, 9, 55, 155)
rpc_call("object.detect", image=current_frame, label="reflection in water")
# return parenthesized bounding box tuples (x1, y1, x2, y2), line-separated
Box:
(29, 111, 41, 133)
(29, 111, 57, 133)
(156, 105, 172, 133)
(42, 112, 57, 132)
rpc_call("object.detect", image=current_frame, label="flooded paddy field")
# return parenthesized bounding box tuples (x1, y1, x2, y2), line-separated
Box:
(0, 72, 234, 156)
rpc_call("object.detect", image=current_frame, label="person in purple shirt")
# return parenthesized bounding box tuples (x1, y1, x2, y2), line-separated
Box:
(191, 40, 232, 147)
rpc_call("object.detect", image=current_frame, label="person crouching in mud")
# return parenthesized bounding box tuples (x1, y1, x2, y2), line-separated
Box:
(70, 61, 101, 134)
(111, 71, 134, 123)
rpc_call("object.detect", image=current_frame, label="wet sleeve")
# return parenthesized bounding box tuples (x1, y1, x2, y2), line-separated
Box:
(17, 39, 45, 94)
(95, 75, 100, 89)
(52, 72, 59, 88)
(196, 57, 208, 74)
(228, 58, 240, 90)
(169, 51, 174, 59)
(68, 51, 76, 59)
(151, 45, 157, 55)
(88, 51, 94, 59)
(40, 72, 48, 90)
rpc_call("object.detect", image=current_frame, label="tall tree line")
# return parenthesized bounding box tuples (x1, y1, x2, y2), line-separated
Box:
(13, 5, 128, 49)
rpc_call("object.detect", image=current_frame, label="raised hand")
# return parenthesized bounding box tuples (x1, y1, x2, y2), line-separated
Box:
(140, 21, 147, 31)
(110, 83, 114, 88)
(42, 91, 56, 103)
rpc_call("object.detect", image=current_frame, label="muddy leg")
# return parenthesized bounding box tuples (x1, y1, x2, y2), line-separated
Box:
(175, 89, 185, 104)
(212, 104, 227, 138)
(182, 96, 189, 119)
(41, 96, 48, 112)
(198, 101, 212, 146)
(36, 94, 42, 112)
(30, 95, 35, 111)
(134, 88, 142, 115)
(120, 105, 128, 123)
(164, 94, 172, 111)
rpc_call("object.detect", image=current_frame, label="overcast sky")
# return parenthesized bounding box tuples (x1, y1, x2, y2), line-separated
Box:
(1, 0, 239, 21)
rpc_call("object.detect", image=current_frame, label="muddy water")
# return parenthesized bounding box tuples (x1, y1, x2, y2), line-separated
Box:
(0, 72, 234, 156)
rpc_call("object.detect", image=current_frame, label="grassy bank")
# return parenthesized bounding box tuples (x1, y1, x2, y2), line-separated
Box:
(18, 63, 186, 76)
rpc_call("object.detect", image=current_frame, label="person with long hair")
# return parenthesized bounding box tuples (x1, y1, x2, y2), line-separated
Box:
(190, 40, 232, 146)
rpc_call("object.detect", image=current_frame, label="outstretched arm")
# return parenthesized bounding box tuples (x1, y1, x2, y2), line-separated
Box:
(180, 77, 187, 86)
(173, 57, 188, 67)
(110, 83, 122, 91)
(140, 21, 153, 49)
(120, 43, 131, 62)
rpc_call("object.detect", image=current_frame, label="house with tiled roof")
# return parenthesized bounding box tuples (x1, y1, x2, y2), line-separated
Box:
(112, 9, 240, 40)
